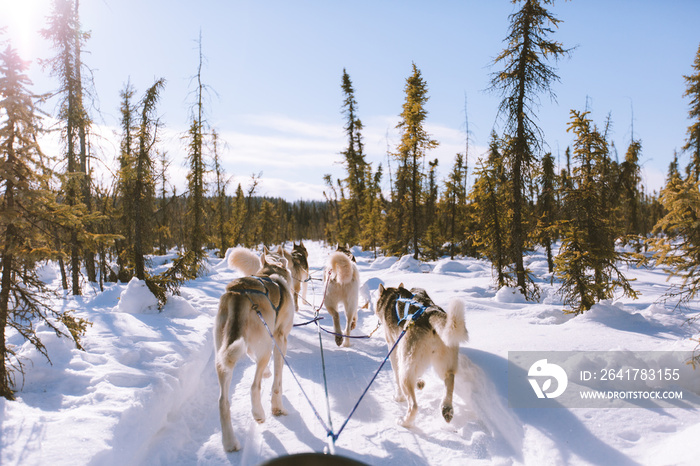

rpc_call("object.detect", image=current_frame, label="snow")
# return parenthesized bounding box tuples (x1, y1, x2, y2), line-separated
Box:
(1, 243, 700, 465)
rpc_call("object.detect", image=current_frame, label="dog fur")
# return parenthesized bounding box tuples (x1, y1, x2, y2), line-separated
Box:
(227, 247, 262, 276)
(281, 242, 309, 311)
(324, 249, 360, 347)
(375, 284, 468, 427)
(215, 250, 295, 452)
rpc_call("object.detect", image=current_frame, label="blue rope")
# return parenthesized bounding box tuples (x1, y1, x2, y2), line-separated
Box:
(254, 310, 332, 437)
(314, 312, 335, 450)
(331, 326, 409, 442)
(253, 284, 422, 449)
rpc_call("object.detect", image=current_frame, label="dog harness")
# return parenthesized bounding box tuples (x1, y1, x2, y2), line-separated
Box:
(394, 297, 429, 325)
(235, 276, 283, 314)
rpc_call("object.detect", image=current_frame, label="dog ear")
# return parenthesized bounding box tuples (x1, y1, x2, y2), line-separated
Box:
(378, 284, 385, 294)
(276, 244, 284, 253)
(398, 282, 404, 290)
(261, 251, 268, 265)
(264, 246, 271, 255)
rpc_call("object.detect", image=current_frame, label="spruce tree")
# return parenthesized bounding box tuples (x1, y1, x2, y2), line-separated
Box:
(469, 133, 512, 288)
(359, 164, 384, 258)
(185, 36, 208, 265)
(537, 152, 558, 274)
(619, 140, 642, 241)
(155, 150, 172, 255)
(683, 43, 700, 181)
(339, 69, 368, 244)
(211, 130, 230, 258)
(0, 45, 89, 399)
(649, 174, 700, 307)
(40, 0, 93, 294)
(423, 158, 441, 259)
(393, 63, 438, 259)
(555, 110, 637, 313)
(490, 0, 569, 297)
(442, 154, 467, 260)
(133, 79, 165, 280)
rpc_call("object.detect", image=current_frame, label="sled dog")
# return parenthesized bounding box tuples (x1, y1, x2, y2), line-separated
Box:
(281, 242, 310, 311)
(324, 248, 360, 347)
(215, 251, 295, 452)
(375, 284, 468, 427)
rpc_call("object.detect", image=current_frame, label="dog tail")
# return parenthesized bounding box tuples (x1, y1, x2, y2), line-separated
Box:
(434, 298, 469, 347)
(328, 251, 355, 284)
(227, 247, 261, 276)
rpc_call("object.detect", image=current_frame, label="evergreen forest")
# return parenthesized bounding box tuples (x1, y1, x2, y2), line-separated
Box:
(2, 0, 700, 399)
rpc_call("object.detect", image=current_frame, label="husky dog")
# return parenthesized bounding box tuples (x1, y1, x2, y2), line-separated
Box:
(281, 242, 309, 311)
(215, 249, 295, 452)
(375, 284, 468, 427)
(227, 245, 308, 312)
(324, 248, 360, 347)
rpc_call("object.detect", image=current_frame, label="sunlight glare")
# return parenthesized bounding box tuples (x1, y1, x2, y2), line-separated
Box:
(1, 0, 51, 60)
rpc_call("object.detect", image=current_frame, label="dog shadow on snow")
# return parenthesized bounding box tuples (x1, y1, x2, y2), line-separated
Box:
(465, 348, 640, 466)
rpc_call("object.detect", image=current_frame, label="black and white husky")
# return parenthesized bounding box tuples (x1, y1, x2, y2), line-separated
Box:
(323, 247, 360, 347)
(375, 284, 468, 427)
(215, 248, 295, 452)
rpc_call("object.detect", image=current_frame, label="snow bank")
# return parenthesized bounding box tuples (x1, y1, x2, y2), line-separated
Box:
(433, 258, 471, 274)
(369, 256, 398, 270)
(389, 254, 432, 273)
(494, 286, 527, 304)
(117, 278, 159, 314)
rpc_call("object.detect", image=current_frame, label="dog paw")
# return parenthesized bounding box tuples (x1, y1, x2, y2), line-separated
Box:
(442, 404, 454, 423)
(416, 379, 425, 390)
(223, 437, 241, 452)
(397, 417, 413, 429)
(272, 406, 287, 417)
(342, 338, 352, 348)
(335, 335, 344, 346)
(252, 408, 265, 424)
(394, 393, 406, 402)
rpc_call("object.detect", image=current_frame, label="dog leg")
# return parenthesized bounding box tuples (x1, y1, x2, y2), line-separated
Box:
(271, 330, 288, 416)
(342, 306, 357, 348)
(250, 352, 271, 423)
(301, 279, 308, 304)
(326, 303, 344, 347)
(387, 344, 406, 402)
(398, 367, 419, 428)
(216, 360, 240, 452)
(341, 294, 359, 347)
(441, 370, 456, 423)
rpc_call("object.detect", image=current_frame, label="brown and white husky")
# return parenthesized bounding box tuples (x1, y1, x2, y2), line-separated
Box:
(375, 284, 468, 427)
(215, 249, 295, 451)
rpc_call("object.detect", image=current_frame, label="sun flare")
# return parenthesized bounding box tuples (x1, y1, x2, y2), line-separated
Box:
(1, 0, 51, 59)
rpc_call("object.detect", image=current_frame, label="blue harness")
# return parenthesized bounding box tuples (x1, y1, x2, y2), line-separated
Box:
(394, 297, 429, 325)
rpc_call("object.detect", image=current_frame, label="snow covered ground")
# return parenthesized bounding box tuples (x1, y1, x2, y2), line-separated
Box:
(1, 242, 699, 465)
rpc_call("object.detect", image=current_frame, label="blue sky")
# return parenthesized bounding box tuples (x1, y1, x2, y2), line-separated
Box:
(3, 0, 700, 200)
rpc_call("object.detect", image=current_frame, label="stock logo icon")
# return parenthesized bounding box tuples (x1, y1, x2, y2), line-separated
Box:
(528, 359, 568, 399)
